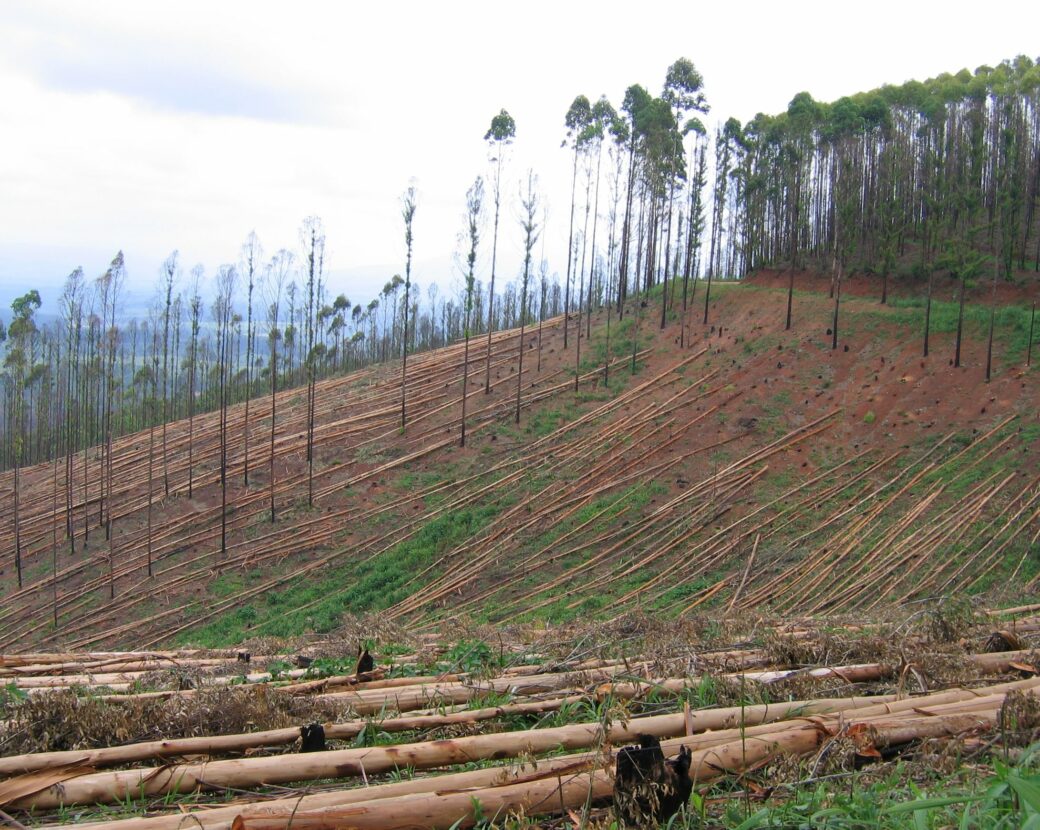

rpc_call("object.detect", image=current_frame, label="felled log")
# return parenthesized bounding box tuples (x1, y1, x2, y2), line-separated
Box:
(4, 685, 897, 809)
(0, 695, 583, 777)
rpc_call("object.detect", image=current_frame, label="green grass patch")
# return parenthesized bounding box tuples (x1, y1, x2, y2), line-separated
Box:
(180, 504, 502, 646)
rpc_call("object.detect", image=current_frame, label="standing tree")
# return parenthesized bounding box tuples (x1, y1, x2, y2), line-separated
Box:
(705, 120, 742, 325)
(515, 171, 541, 424)
(587, 97, 618, 339)
(401, 184, 418, 427)
(265, 250, 291, 522)
(59, 268, 84, 552)
(159, 251, 178, 497)
(186, 266, 203, 498)
(682, 137, 708, 344)
(661, 58, 709, 330)
(241, 231, 262, 486)
(213, 266, 237, 554)
(460, 176, 484, 446)
(562, 96, 593, 350)
(538, 261, 549, 373)
(97, 252, 124, 541)
(4, 290, 42, 587)
(483, 108, 516, 393)
(145, 304, 161, 580)
(300, 217, 325, 507)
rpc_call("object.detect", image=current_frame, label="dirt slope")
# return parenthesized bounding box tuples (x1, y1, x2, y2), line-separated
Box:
(0, 273, 1037, 649)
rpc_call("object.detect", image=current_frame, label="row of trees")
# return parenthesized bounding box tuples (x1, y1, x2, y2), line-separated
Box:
(0, 238, 590, 471)
(8, 55, 1039, 477)
(707, 55, 1040, 296)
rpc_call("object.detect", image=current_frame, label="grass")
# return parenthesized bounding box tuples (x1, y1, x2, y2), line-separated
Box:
(180, 503, 503, 646)
(856, 294, 1037, 365)
(708, 744, 1040, 830)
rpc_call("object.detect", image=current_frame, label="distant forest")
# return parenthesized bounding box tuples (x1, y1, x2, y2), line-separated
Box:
(2, 53, 1038, 483)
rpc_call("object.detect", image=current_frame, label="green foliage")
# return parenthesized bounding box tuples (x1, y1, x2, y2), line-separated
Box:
(180, 504, 501, 646)
(485, 109, 516, 144)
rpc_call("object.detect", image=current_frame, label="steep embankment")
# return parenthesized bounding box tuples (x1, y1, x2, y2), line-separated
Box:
(0, 274, 1037, 649)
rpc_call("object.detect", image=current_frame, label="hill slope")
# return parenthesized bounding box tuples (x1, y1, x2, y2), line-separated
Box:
(0, 274, 1037, 649)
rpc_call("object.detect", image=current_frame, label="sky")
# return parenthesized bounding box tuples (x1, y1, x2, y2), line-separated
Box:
(1, 0, 1037, 319)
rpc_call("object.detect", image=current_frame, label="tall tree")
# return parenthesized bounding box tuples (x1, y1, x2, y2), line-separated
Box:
(97, 252, 124, 541)
(562, 96, 593, 350)
(401, 184, 417, 427)
(186, 266, 203, 498)
(515, 171, 541, 424)
(616, 84, 651, 318)
(661, 58, 709, 330)
(587, 97, 618, 339)
(265, 250, 290, 523)
(213, 266, 237, 554)
(4, 289, 42, 586)
(460, 176, 484, 446)
(300, 217, 325, 507)
(241, 231, 262, 486)
(682, 137, 708, 344)
(145, 304, 160, 580)
(159, 251, 178, 497)
(705, 120, 741, 325)
(59, 268, 84, 552)
(483, 108, 516, 393)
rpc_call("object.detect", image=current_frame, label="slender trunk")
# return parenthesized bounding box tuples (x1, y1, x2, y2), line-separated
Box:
(785, 269, 795, 331)
(460, 330, 470, 447)
(588, 147, 603, 340)
(307, 368, 315, 507)
(161, 306, 171, 498)
(515, 312, 526, 424)
(147, 418, 154, 577)
(244, 278, 254, 488)
(986, 249, 999, 383)
(537, 280, 545, 373)
(401, 242, 411, 428)
(1028, 301, 1035, 367)
(563, 147, 579, 349)
(188, 326, 196, 499)
(484, 155, 503, 392)
(954, 274, 966, 367)
(923, 270, 933, 357)
(631, 287, 642, 375)
(13, 444, 21, 588)
(574, 163, 593, 393)
(400, 299, 409, 427)
(51, 452, 58, 626)
(831, 262, 842, 350)
(269, 341, 277, 523)
(243, 372, 251, 488)
(681, 186, 695, 346)
(617, 137, 637, 318)
(661, 156, 678, 330)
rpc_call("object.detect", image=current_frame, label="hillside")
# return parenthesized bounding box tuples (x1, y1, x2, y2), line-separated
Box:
(0, 274, 1037, 650)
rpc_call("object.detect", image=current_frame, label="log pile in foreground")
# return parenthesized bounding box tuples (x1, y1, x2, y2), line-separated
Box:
(0, 612, 1037, 829)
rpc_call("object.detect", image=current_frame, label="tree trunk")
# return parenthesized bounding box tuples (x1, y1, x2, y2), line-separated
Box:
(484, 155, 504, 391)
(923, 270, 933, 357)
(954, 273, 966, 367)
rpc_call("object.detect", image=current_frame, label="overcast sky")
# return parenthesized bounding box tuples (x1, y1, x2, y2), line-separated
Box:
(1, 0, 1037, 316)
